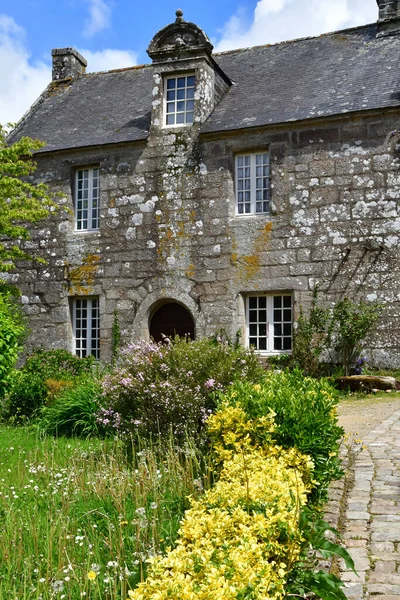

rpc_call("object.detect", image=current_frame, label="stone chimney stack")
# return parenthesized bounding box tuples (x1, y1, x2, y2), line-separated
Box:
(51, 48, 87, 81)
(376, 0, 400, 35)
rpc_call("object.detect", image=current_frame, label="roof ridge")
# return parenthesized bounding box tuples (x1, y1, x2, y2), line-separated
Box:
(213, 22, 376, 57)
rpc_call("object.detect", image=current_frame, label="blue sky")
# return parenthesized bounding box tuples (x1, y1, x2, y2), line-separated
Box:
(1, 0, 378, 124)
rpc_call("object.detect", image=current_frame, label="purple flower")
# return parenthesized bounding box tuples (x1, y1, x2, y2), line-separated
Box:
(204, 379, 215, 389)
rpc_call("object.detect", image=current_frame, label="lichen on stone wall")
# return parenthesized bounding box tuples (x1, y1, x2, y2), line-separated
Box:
(65, 254, 101, 295)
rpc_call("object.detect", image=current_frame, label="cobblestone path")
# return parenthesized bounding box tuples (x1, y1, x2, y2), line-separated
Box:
(327, 408, 400, 600)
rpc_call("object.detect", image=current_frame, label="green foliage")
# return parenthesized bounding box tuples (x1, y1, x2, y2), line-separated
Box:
(0, 125, 58, 272)
(330, 297, 382, 376)
(111, 309, 121, 364)
(223, 370, 344, 504)
(292, 285, 331, 377)
(40, 377, 104, 437)
(0, 424, 208, 598)
(292, 286, 382, 376)
(2, 349, 95, 421)
(0, 292, 25, 398)
(287, 507, 356, 600)
(100, 337, 264, 439)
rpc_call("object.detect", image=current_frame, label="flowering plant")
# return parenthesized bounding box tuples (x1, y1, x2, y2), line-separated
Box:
(99, 337, 264, 439)
(130, 404, 313, 599)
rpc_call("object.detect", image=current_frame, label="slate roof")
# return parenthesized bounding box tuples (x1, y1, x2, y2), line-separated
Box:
(10, 22, 400, 153)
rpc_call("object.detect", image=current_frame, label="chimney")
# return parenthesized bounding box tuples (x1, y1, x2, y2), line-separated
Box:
(376, 0, 400, 36)
(51, 48, 87, 81)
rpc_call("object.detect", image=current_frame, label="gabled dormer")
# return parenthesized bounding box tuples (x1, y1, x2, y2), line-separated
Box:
(376, 0, 400, 36)
(147, 10, 231, 131)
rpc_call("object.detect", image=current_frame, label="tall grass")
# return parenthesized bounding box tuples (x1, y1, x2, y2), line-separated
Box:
(0, 426, 209, 599)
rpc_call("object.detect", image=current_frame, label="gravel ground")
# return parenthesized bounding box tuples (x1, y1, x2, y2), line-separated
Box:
(337, 393, 400, 438)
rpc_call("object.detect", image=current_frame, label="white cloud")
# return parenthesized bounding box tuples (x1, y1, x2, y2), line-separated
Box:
(0, 14, 138, 125)
(80, 48, 138, 72)
(83, 0, 111, 38)
(0, 14, 50, 124)
(215, 0, 378, 52)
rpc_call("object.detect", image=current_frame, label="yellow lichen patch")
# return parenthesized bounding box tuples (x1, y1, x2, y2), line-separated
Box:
(255, 221, 273, 252)
(185, 264, 195, 278)
(66, 254, 100, 295)
(231, 222, 273, 283)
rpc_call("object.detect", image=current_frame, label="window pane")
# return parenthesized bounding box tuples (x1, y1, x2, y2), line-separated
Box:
(186, 112, 194, 123)
(283, 323, 292, 336)
(283, 296, 292, 308)
(177, 89, 185, 100)
(258, 310, 267, 322)
(274, 296, 282, 308)
(176, 113, 185, 124)
(177, 77, 185, 88)
(167, 78, 176, 89)
(166, 114, 175, 125)
(167, 90, 175, 101)
(249, 310, 258, 322)
(283, 337, 292, 350)
(187, 75, 195, 86)
(258, 338, 267, 351)
(258, 297, 266, 308)
(283, 309, 292, 321)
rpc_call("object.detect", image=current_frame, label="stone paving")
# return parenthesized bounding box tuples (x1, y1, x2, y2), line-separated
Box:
(329, 409, 400, 600)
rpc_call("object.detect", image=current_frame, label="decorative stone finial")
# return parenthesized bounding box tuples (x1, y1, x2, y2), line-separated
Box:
(175, 9, 184, 22)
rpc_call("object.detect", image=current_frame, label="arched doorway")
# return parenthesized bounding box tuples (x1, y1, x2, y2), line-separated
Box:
(149, 302, 195, 342)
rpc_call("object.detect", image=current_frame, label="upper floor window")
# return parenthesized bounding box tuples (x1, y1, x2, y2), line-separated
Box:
(247, 294, 292, 354)
(75, 167, 100, 231)
(164, 74, 195, 127)
(72, 297, 100, 359)
(236, 153, 270, 215)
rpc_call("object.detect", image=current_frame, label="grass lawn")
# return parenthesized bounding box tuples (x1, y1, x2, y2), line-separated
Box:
(0, 426, 206, 599)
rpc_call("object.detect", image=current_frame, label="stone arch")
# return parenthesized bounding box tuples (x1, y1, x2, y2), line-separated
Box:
(149, 299, 195, 342)
(132, 285, 204, 341)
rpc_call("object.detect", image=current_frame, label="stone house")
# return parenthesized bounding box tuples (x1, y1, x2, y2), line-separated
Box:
(7, 1, 400, 366)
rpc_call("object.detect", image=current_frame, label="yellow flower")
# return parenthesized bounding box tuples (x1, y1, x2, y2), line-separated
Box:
(128, 591, 135, 599)
(87, 570, 97, 581)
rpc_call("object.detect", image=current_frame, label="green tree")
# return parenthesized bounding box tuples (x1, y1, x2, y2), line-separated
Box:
(0, 292, 26, 398)
(0, 124, 57, 272)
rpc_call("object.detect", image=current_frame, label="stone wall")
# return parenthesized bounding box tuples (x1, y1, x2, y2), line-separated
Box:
(12, 109, 400, 366)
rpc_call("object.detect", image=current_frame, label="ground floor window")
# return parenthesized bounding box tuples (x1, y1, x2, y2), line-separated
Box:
(72, 297, 100, 359)
(247, 294, 292, 353)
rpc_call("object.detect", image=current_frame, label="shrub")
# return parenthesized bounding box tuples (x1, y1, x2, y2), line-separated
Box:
(3, 349, 95, 421)
(100, 337, 264, 439)
(0, 292, 25, 399)
(222, 370, 344, 504)
(292, 287, 382, 377)
(131, 404, 312, 600)
(329, 297, 382, 376)
(40, 377, 103, 437)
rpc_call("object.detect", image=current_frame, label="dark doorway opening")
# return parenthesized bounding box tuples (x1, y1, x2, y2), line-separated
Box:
(149, 302, 195, 342)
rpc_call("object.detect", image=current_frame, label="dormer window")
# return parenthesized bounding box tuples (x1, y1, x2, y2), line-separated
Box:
(164, 74, 195, 126)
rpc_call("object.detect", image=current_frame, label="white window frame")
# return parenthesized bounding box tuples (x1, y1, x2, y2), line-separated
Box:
(75, 167, 100, 231)
(246, 294, 292, 355)
(235, 152, 270, 215)
(164, 73, 196, 128)
(72, 297, 100, 359)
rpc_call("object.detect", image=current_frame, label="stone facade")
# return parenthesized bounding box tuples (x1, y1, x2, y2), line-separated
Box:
(8, 6, 400, 366)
